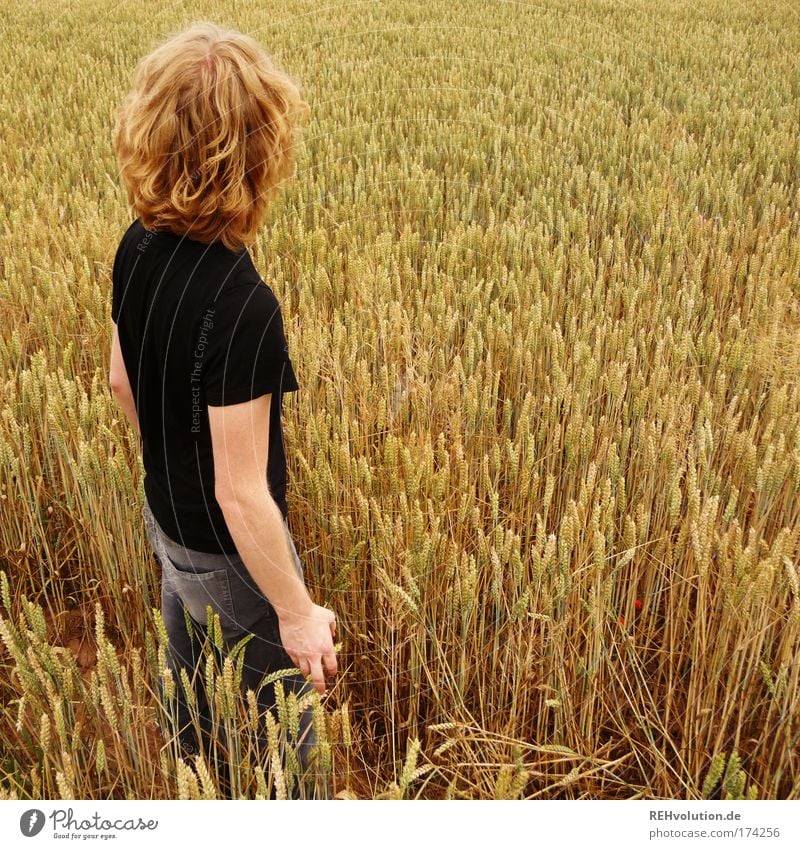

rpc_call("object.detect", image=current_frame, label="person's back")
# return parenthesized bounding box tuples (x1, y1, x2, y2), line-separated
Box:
(112, 218, 298, 553)
(108, 20, 337, 798)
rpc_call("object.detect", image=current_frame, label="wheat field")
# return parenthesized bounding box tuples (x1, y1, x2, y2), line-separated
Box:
(1, 0, 799, 800)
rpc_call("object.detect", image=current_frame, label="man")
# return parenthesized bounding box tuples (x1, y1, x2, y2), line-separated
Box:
(108, 21, 337, 799)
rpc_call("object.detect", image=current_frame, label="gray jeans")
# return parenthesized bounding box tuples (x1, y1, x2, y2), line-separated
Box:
(142, 497, 329, 799)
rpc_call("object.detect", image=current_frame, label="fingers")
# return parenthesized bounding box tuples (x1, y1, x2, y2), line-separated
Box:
(291, 653, 331, 694)
(308, 655, 326, 694)
(323, 650, 338, 679)
(289, 652, 311, 677)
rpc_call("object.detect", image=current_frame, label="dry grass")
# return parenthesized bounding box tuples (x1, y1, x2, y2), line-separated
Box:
(1, 0, 799, 799)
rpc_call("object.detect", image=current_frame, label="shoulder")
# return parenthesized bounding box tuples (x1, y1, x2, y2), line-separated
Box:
(112, 218, 146, 314)
(119, 217, 146, 250)
(200, 273, 288, 355)
(113, 218, 146, 268)
(212, 259, 282, 317)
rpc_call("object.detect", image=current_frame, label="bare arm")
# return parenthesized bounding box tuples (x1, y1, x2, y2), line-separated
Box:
(109, 322, 141, 443)
(209, 392, 337, 693)
(212, 396, 313, 620)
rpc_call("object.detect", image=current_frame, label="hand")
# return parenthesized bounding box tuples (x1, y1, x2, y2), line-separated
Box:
(278, 603, 338, 695)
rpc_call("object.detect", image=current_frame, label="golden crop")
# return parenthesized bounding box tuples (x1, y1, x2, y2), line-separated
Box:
(0, 0, 798, 799)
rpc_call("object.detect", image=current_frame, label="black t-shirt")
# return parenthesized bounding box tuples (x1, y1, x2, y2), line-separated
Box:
(111, 217, 299, 554)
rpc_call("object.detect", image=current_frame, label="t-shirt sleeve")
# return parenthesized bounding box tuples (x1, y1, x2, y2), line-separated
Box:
(201, 282, 300, 407)
(111, 241, 123, 324)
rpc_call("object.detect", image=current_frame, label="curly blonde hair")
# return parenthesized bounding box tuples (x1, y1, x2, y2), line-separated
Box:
(113, 21, 309, 252)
